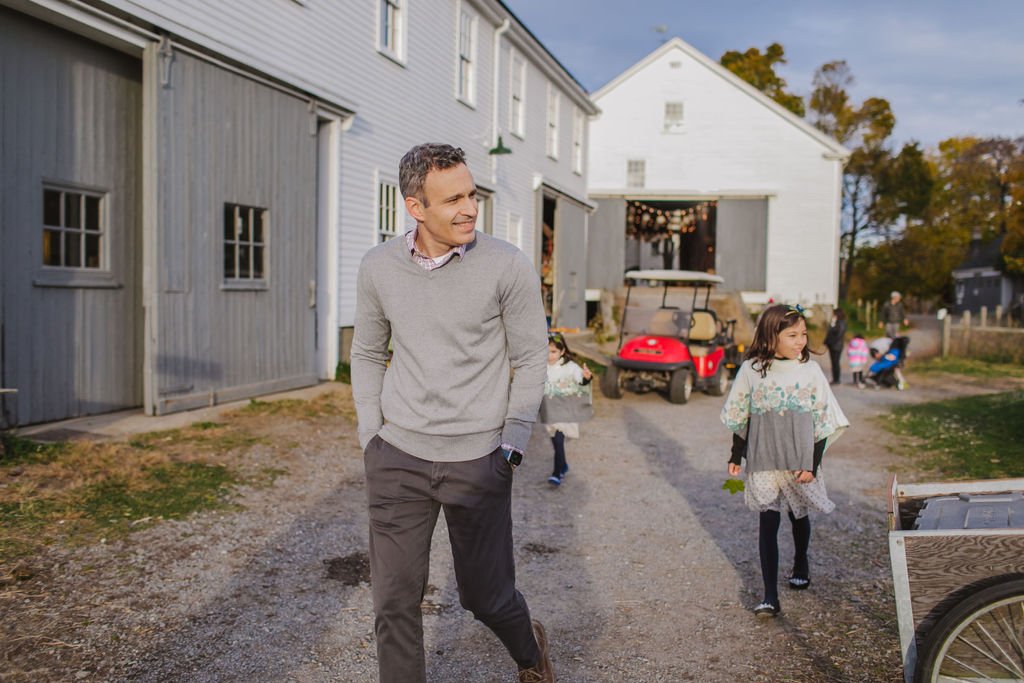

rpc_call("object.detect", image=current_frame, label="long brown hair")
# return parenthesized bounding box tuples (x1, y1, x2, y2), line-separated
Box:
(548, 332, 577, 366)
(746, 304, 811, 377)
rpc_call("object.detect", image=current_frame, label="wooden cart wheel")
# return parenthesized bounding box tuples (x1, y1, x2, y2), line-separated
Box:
(915, 577, 1024, 683)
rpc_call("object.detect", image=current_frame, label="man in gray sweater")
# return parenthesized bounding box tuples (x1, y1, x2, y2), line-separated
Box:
(351, 143, 553, 683)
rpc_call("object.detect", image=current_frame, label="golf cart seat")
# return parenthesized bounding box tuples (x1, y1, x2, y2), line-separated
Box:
(622, 307, 690, 337)
(689, 310, 718, 343)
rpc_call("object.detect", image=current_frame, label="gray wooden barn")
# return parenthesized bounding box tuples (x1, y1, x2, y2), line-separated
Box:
(0, 0, 597, 428)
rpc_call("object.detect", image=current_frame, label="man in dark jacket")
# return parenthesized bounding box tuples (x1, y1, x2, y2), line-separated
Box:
(880, 291, 908, 338)
(824, 308, 847, 384)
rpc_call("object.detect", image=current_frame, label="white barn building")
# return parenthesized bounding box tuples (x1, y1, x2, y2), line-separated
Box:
(0, 0, 597, 427)
(586, 38, 849, 306)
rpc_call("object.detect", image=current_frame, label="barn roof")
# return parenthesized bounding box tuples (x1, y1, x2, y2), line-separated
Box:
(592, 37, 850, 159)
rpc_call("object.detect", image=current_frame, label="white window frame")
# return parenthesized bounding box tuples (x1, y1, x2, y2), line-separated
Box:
(571, 107, 585, 175)
(456, 7, 476, 106)
(41, 183, 107, 271)
(377, 179, 401, 243)
(223, 203, 269, 284)
(377, 0, 405, 64)
(475, 187, 493, 234)
(508, 213, 523, 248)
(509, 49, 526, 139)
(627, 159, 646, 188)
(664, 101, 684, 133)
(546, 84, 560, 159)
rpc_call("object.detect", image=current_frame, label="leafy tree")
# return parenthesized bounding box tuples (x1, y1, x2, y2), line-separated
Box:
(808, 61, 932, 300)
(720, 43, 805, 117)
(1004, 141, 1024, 274)
(854, 137, 1023, 305)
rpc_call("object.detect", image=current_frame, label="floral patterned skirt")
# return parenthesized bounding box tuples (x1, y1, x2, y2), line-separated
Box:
(745, 469, 835, 517)
(544, 423, 580, 439)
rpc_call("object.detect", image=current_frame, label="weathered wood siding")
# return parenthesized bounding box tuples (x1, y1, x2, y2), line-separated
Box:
(587, 199, 627, 290)
(93, 0, 594, 329)
(903, 533, 1024, 650)
(150, 50, 317, 413)
(0, 8, 142, 426)
(552, 197, 588, 329)
(716, 199, 767, 291)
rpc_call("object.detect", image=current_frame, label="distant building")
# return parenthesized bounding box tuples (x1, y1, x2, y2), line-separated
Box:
(585, 38, 849, 305)
(0, 0, 597, 427)
(953, 233, 1024, 317)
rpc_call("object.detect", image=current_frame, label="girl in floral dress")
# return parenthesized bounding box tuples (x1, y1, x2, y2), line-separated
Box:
(721, 304, 849, 617)
(539, 334, 592, 486)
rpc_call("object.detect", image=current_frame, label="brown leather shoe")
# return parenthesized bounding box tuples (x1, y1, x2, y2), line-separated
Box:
(517, 619, 555, 682)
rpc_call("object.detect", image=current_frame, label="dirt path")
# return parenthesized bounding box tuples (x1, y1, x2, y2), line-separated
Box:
(2, 369, 1018, 682)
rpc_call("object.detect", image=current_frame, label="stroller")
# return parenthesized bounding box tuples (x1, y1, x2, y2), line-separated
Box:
(868, 336, 909, 389)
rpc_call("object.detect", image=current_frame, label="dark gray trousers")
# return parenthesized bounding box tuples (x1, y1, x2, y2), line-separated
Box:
(364, 436, 540, 683)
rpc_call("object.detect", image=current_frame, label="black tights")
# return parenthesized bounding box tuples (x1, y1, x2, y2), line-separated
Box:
(758, 510, 811, 606)
(551, 431, 567, 477)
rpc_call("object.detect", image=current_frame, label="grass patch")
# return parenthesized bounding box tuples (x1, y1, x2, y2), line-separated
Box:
(884, 390, 1024, 479)
(910, 356, 1024, 380)
(335, 361, 351, 384)
(231, 391, 354, 420)
(128, 423, 265, 452)
(0, 387, 354, 565)
(1, 434, 68, 468)
(78, 462, 236, 527)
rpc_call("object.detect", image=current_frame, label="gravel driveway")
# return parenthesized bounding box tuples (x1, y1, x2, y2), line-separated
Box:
(3, 366, 1015, 683)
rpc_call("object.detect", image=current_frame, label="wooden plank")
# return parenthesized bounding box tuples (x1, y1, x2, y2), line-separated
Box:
(152, 50, 317, 411)
(904, 533, 1024, 648)
(0, 8, 142, 426)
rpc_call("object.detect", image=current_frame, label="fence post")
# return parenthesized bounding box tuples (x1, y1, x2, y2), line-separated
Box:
(980, 305, 988, 328)
(941, 315, 951, 358)
(995, 304, 1003, 326)
(962, 310, 972, 355)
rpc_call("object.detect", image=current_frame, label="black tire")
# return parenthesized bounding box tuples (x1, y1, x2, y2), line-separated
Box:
(706, 365, 729, 396)
(668, 369, 693, 404)
(914, 577, 1024, 683)
(600, 364, 623, 399)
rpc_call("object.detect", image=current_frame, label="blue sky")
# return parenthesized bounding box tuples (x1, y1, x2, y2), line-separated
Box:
(504, 0, 1024, 149)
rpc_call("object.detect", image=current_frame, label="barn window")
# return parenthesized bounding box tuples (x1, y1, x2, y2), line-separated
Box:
(510, 50, 526, 138)
(546, 84, 560, 159)
(572, 107, 585, 175)
(223, 203, 268, 281)
(457, 9, 476, 104)
(42, 186, 105, 269)
(377, 181, 401, 243)
(664, 101, 684, 132)
(378, 0, 404, 62)
(627, 160, 646, 188)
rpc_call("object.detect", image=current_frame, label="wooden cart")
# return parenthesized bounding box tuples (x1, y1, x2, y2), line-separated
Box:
(888, 475, 1024, 683)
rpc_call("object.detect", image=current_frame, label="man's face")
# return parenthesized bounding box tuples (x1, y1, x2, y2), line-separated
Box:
(405, 163, 478, 256)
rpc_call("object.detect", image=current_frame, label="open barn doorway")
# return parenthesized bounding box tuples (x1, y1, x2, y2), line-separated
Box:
(624, 199, 717, 273)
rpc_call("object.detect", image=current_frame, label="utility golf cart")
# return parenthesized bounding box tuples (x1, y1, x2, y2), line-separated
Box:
(600, 270, 741, 404)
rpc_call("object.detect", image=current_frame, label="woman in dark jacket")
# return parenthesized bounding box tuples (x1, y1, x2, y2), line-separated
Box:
(823, 308, 847, 385)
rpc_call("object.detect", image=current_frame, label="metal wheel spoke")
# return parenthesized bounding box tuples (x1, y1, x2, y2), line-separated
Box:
(972, 620, 1024, 677)
(944, 653, 1003, 681)
(951, 626, 1024, 678)
(991, 610, 1024, 668)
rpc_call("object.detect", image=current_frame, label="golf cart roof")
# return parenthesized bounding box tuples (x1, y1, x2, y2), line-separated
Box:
(625, 270, 725, 285)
